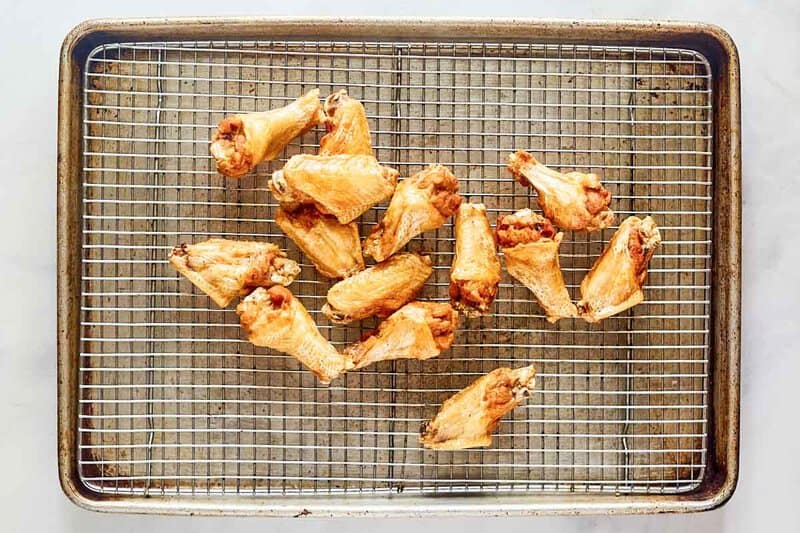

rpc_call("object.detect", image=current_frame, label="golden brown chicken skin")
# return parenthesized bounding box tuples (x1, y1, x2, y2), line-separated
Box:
(237, 286, 352, 384)
(420, 365, 537, 450)
(318, 90, 373, 156)
(577, 216, 662, 323)
(449, 202, 501, 318)
(343, 301, 458, 370)
(363, 164, 462, 261)
(168, 238, 300, 308)
(269, 154, 398, 224)
(209, 89, 324, 178)
(322, 252, 434, 324)
(496, 209, 578, 322)
(508, 151, 614, 232)
(275, 205, 364, 279)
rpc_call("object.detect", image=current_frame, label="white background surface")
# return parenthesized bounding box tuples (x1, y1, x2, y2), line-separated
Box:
(1, 0, 795, 531)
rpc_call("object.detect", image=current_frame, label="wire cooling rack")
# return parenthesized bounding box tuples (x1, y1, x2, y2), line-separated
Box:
(79, 39, 712, 496)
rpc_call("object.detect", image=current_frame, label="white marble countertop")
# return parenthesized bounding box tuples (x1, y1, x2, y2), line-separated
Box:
(0, 0, 792, 531)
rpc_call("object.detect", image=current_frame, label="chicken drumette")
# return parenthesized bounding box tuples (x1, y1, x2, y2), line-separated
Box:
(449, 202, 502, 317)
(209, 89, 324, 178)
(237, 286, 352, 384)
(508, 151, 614, 232)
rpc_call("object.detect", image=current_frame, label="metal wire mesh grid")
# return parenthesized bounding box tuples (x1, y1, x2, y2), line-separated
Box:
(79, 40, 713, 496)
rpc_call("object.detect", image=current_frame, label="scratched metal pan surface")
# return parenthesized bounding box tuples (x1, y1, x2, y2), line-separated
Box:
(56, 18, 741, 516)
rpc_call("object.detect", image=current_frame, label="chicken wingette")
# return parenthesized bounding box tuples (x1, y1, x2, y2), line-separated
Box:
(237, 286, 352, 384)
(577, 215, 662, 323)
(209, 89, 323, 178)
(420, 365, 537, 450)
(168, 238, 300, 308)
(343, 302, 458, 370)
(318, 89, 373, 156)
(449, 202, 502, 318)
(275, 205, 364, 279)
(508, 151, 614, 232)
(495, 209, 578, 322)
(269, 154, 398, 224)
(322, 252, 433, 324)
(363, 164, 462, 261)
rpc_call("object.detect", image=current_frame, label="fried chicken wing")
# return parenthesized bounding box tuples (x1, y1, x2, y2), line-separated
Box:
(449, 202, 501, 318)
(168, 239, 300, 308)
(209, 89, 324, 178)
(343, 302, 458, 370)
(237, 286, 351, 384)
(275, 205, 364, 279)
(577, 216, 662, 323)
(363, 164, 462, 261)
(269, 154, 398, 223)
(508, 151, 614, 232)
(496, 209, 577, 322)
(322, 252, 433, 324)
(420, 365, 537, 450)
(318, 90, 373, 156)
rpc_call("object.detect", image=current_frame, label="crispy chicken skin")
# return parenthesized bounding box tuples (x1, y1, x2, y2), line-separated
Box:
(275, 205, 364, 279)
(508, 151, 614, 232)
(318, 90, 373, 156)
(168, 239, 300, 308)
(420, 365, 537, 450)
(209, 89, 324, 178)
(343, 302, 459, 370)
(449, 203, 502, 318)
(363, 164, 462, 261)
(496, 209, 578, 322)
(322, 253, 434, 324)
(269, 154, 399, 224)
(577, 216, 662, 323)
(237, 286, 352, 384)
